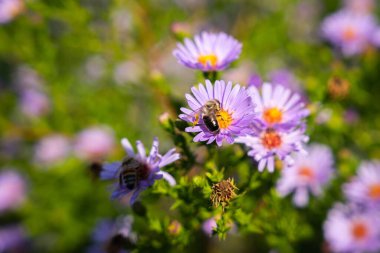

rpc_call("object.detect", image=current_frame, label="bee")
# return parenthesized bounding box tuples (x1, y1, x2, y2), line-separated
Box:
(118, 158, 141, 190)
(200, 99, 221, 134)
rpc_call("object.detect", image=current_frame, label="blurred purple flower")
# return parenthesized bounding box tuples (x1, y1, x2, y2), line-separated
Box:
(324, 203, 380, 252)
(113, 60, 144, 85)
(34, 134, 71, 166)
(344, 161, 380, 207)
(0, 0, 24, 24)
(88, 216, 136, 253)
(372, 28, 380, 47)
(74, 126, 115, 162)
(344, 108, 359, 124)
(101, 137, 179, 204)
(315, 107, 332, 125)
(14, 66, 44, 90)
(179, 80, 256, 146)
(343, 0, 375, 15)
(247, 83, 309, 129)
(276, 144, 335, 207)
(236, 128, 309, 173)
(202, 217, 217, 237)
(0, 170, 26, 212)
(173, 32, 242, 72)
(84, 56, 106, 83)
(0, 225, 26, 252)
(268, 69, 308, 102)
(320, 10, 377, 56)
(247, 73, 262, 88)
(19, 89, 50, 118)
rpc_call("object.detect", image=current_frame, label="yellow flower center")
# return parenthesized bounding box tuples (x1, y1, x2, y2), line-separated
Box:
(261, 129, 282, 150)
(369, 183, 380, 200)
(198, 54, 218, 68)
(263, 107, 283, 124)
(351, 222, 368, 241)
(216, 109, 233, 129)
(298, 167, 314, 181)
(343, 26, 357, 42)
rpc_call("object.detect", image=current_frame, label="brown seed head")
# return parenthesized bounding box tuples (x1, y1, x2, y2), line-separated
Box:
(327, 76, 350, 99)
(210, 178, 238, 211)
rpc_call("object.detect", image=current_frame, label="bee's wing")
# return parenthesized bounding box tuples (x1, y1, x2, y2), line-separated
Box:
(100, 162, 122, 180)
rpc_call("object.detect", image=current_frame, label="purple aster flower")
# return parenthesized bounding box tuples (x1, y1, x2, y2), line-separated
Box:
(324, 203, 380, 253)
(202, 217, 217, 237)
(276, 144, 335, 207)
(34, 134, 71, 166)
(173, 32, 242, 72)
(247, 82, 309, 129)
(0, 0, 24, 24)
(74, 126, 115, 162)
(179, 80, 256, 146)
(19, 89, 50, 118)
(100, 137, 179, 204)
(344, 108, 359, 124)
(0, 170, 26, 212)
(343, 161, 380, 207)
(0, 225, 26, 252)
(236, 127, 309, 173)
(320, 10, 377, 56)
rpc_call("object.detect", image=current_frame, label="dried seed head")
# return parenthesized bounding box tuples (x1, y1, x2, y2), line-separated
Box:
(210, 178, 238, 211)
(327, 76, 350, 99)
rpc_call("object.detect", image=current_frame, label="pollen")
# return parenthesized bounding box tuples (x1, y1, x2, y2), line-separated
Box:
(369, 183, 380, 200)
(263, 107, 283, 124)
(342, 26, 357, 41)
(261, 129, 282, 150)
(210, 178, 238, 211)
(216, 109, 233, 129)
(193, 113, 200, 126)
(198, 54, 218, 68)
(351, 222, 368, 241)
(298, 167, 315, 181)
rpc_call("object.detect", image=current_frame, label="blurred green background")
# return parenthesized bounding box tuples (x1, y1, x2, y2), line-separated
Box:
(1, 0, 380, 252)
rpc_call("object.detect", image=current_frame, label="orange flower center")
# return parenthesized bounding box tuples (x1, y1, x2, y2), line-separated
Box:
(298, 167, 314, 181)
(263, 107, 283, 124)
(369, 183, 380, 200)
(216, 109, 233, 129)
(198, 54, 218, 68)
(10, 1, 24, 17)
(342, 26, 357, 42)
(261, 129, 282, 150)
(351, 222, 368, 241)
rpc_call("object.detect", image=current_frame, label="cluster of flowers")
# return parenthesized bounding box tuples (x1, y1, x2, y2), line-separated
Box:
(100, 30, 380, 252)
(324, 162, 380, 252)
(176, 32, 310, 173)
(34, 126, 115, 166)
(100, 31, 315, 207)
(320, 0, 380, 56)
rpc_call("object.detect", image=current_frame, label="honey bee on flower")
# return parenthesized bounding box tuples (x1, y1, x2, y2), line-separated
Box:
(100, 137, 179, 204)
(179, 80, 256, 146)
